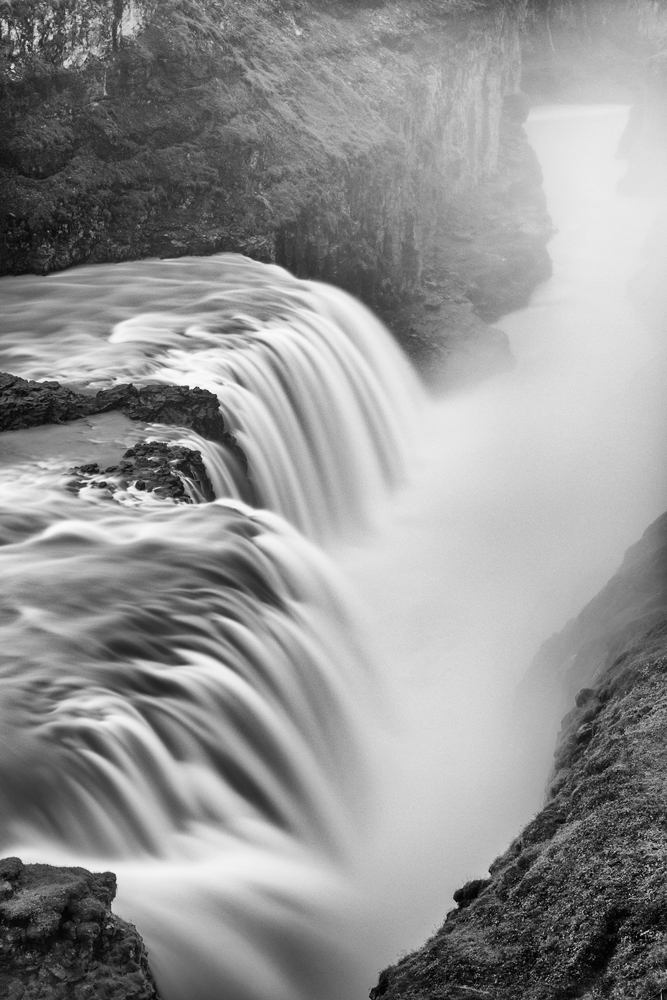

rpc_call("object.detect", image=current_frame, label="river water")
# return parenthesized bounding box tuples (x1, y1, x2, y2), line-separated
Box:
(0, 106, 665, 998)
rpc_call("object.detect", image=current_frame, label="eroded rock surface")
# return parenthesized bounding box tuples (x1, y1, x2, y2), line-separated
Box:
(0, 857, 159, 999)
(69, 440, 216, 503)
(371, 510, 667, 1000)
(0, 371, 246, 469)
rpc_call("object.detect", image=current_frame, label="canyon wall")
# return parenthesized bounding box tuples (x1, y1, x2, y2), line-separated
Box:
(370, 4, 667, 997)
(522, 0, 667, 102)
(371, 510, 667, 1000)
(0, 0, 551, 382)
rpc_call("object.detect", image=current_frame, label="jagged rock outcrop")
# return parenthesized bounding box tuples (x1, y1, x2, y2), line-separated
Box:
(0, 0, 552, 382)
(0, 370, 246, 468)
(371, 510, 667, 1000)
(0, 856, 160, 999)
(69, 440, 216, 502)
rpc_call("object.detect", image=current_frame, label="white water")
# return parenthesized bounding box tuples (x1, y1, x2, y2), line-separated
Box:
(0, 105, 665, 999)
(0, 257, 421, 999)
(330, 104, 667, 976)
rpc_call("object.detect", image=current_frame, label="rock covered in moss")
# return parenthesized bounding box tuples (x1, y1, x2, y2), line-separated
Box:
(0, 857, 160, 999)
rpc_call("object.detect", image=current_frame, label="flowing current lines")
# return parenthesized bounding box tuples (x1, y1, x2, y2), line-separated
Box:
(0, 253, 423, 1000)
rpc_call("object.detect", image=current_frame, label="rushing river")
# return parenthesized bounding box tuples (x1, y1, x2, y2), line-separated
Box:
(0, 105, 666, 999)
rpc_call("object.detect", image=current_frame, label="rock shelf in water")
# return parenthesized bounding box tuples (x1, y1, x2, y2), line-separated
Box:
(0, 371, 248, 500)
(0, 371, 242, 459)
(68, 440, 216, 504)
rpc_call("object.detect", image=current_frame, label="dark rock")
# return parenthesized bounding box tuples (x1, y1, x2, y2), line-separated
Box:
(371, 508, 667, 1000)
(0, 372, 92, 430)
(0, 857, 159, 999)
(0, 371, 247, 472)
(0, 1, 552, 385)
(69, 440, 216, 504)
(452, 878, 491, 909)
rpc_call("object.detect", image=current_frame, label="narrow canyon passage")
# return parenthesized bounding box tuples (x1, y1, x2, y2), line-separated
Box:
(332, 104, 667, 987)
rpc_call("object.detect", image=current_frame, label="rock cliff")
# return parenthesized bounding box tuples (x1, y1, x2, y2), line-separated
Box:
(368, 7, 667, 994)
(0, 0, 552, 382)
(371, 509, 667, 1000)
(0, 856, 160, 999)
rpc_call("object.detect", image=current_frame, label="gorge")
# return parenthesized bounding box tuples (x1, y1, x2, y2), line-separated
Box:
(2, 2, 667, 999)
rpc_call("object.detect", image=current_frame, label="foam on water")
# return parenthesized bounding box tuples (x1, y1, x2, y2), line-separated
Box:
(0, 255, 421, 539)
(2, 106, 667, 1000)
(0, 254, 422, 1000)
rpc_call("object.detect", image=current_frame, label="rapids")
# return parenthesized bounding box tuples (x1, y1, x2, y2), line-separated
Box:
(0, 104, 666, 1000)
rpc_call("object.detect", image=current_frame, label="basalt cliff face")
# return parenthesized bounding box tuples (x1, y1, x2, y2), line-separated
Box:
(0, 0, 551, 383)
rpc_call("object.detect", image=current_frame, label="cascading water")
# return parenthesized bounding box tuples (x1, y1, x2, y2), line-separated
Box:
(0, 255, 422, 1000)
(0, 255, 420, 540)
(2, 103, 667, 1000)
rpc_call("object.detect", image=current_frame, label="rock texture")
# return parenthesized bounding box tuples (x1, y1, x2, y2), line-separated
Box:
(0, 371, 246, 467)
(371, 510, 667, 1000)
(69, 440, 216, 503)
(0, 856, 159, 999)
(0, 0, 552, 382)
(522, 0, 667, 104)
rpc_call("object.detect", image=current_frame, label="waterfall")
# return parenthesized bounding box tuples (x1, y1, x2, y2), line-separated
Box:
(4, 106, 666, 1000)
(0, 253, 422, 1000)
(0, 254, 421, 540)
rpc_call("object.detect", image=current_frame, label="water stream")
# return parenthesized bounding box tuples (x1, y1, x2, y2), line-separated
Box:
(0, 105, 665, 998)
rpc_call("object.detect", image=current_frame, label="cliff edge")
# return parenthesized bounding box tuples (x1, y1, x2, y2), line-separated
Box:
(0, 856, 160, 999)
(0, 0, 552, 383)
(371, 509, 667, 1000)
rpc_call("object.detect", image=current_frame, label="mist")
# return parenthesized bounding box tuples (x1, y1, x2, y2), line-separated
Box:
(327, 103, 667, 985)
(2, 95, 667, 1000)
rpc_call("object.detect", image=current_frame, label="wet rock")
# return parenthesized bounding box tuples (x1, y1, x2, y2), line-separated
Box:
(93, 383, 223, 446)
(70, 440, 216, 503)
(371, 509, 667, 1000)
(0, 371, 247, 471)
(0, 857, 160, 999)
(0, 372, 91, 430)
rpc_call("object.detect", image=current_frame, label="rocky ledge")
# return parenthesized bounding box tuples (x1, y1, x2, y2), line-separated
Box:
(0, 370, 251, 504)
(371, 510, 667, 1000)
(69, 440, 216, 504)
(0, 857, 159, 999)
(0, 372, 242, 456)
